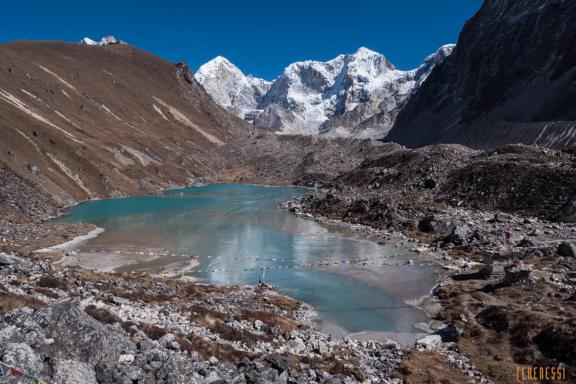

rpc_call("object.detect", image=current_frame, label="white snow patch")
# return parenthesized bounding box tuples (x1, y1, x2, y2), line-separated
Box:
(20, 89, 40, 101)
(79, 37, 98, 46)
(99, 35, 121, 46)
(13, 128, 41, 153)
(101, 104, 138, 130)
(152, 104, 169, 121)
(47, 153, 95, 197)
(0, 89, 82, 144)
(36, 228, 105, 253)
(153, 97, 224, 145)
(61, 89, 73, 99)
(37, 65, 78, 92)
(54, 110, 85, 133)
(120, 145, 159, 166)
(79, 36, 126, 46)
(112, 148, 136, 166)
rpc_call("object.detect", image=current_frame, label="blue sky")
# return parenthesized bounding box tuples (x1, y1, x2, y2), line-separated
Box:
(1, 0, 483, 80)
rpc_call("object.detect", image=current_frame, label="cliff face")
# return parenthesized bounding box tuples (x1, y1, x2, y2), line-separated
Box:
(0, 41, 249, 217)
(387, 0, 576, 149)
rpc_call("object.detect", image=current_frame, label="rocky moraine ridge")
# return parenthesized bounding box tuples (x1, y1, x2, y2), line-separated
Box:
(277, 143, 576, 384)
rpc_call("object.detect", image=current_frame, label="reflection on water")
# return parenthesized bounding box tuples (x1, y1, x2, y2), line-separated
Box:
(59, 184, 438, 334)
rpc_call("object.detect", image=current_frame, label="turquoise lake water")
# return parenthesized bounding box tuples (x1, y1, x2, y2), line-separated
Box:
(59, 184, 438, 335)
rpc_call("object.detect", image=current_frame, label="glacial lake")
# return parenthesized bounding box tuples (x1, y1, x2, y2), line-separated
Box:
(58, 184, 440, 338)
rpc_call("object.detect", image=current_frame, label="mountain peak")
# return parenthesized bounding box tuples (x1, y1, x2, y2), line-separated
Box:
(196, 56, 245, 84)
(211, 55, 233, 65)
(353, 47, 380, 57)
(198, 56, 244, 75)
(79, 35, 126, 46)
(195, 56, 271, 120)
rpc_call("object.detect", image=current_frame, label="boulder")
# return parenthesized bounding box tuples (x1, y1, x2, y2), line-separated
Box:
(52, 359, 97, 384)
(444, 225, 470, 246)
(139, 349, 196, 383)
(517, 238, 542, 248)
(313, 340, 330, 356)
(494, 212, 513, 222)
(0, 253, 19, 266)
(244, 366, 280, 384)
(522, 249, 545, 259)
(287, 337, 306, 353)
(423, 178, 436, 189)
(438, 324, 463, 342)
(94, 362, 146, 384)
(477, 256, 494, 279)
(0, 325, 20, 344)
(264, 354, 291, 371)
(2, 342, 43, 376)
(38, 300, 136, 364)
(503, 264, 532, 284)
(557, 241, 576, 257)
(418, 215, 437, 233)
(554, 199, 576, 223)
(415, 335, 443, 351)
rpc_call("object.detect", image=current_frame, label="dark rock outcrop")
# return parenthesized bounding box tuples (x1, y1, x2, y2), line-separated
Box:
(557, 241, 576, 257)
(554, 199, 576, 223)
(387, 0, 576, 149)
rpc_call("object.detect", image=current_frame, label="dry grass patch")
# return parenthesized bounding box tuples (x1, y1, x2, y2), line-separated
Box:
(237, 309, 300, 331)
(395, 350, 474, 384)
(37, 274, 69, 290)
(34, 286, 60, 299)
(138, 323, 168, 340)
(84, 304, 121, 324)
(434, 269, 576, 384)
(0, 292, 45, 314)
(186, 304, 228, 327)
(247, 294, 302, 311)
(176, 334, 257, 363)
(212, 322, 272, 343)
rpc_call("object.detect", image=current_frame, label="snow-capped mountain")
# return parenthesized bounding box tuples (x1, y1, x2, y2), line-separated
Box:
(79, 35, 126, 46)
(195, 57, 271, 122)
(195, 45, 454, 138)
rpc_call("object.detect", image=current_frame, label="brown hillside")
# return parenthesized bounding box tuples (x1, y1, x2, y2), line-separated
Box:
(0, 41, 249, 217)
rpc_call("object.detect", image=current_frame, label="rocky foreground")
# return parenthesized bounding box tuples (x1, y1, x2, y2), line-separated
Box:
(0, 250, 411, 384)
(279, 143, 576, 383)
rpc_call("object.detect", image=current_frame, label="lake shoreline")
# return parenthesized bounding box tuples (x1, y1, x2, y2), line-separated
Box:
(279, 206, 454, 344)
(48, 183, 441, 343)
